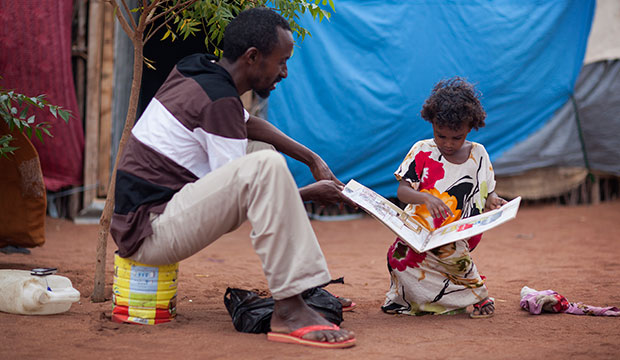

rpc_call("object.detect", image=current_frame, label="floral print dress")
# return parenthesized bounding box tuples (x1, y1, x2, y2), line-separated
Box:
(382, 139, 496, 315)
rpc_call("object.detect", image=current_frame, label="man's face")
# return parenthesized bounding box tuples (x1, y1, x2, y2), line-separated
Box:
(252, 27, 294, 98)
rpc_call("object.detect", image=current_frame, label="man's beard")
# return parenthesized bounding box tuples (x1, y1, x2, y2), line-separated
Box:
(255, 76, 281, 99)
(255, 88, 271, 99)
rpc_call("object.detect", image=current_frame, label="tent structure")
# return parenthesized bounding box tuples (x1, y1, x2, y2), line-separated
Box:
(492, 0, 620, 201)
(268, 0, 618, 203)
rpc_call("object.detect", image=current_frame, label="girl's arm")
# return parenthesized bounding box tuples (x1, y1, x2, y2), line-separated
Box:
(485, 191, 507, 211)
(397, 180, 454, 220)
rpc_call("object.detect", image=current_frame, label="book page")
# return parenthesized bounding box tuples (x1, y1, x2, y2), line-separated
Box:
(421, 196, 521, 251)
(342, 180, 430, 251)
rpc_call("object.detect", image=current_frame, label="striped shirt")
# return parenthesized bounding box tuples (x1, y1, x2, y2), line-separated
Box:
(111, 54, 249, 257)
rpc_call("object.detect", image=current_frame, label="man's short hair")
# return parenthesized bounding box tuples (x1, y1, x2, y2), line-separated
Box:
(222, 7, 292, 62)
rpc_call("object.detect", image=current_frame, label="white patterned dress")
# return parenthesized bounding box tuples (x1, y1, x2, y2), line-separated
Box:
(382, 139, 496, 315)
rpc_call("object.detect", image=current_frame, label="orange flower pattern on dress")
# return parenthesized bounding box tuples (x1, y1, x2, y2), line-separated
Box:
(414, 188, 462, 230)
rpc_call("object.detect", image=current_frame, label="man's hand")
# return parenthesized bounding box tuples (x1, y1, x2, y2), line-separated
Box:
(299, 180, 356, 208)
(309, 154, 344, 186)
(484, 192, 507, 211)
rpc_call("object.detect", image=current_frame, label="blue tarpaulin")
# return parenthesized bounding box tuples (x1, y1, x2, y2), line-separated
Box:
(267, 0, 595, 197)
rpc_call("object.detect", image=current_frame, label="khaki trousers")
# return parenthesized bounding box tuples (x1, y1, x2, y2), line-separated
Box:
(130, 150, 332, 300)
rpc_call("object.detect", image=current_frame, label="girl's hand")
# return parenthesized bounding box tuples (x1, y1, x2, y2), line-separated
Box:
(485, 192, 507, 211)
(423, 193, 454, 220)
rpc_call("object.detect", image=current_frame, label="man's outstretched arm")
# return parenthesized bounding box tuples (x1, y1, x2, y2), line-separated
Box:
(247, 115, 340, 184)
(246, 115, 355, 207)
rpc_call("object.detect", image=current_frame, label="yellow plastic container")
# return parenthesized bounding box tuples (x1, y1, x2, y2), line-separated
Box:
(112, 253, 178, 325)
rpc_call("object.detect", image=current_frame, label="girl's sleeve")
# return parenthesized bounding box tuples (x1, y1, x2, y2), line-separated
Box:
(394, 141, 423, 190)
(481, 145, 497, 194)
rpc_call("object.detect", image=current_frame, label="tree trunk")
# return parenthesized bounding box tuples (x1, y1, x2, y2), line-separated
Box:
(92, 36, 144, 303)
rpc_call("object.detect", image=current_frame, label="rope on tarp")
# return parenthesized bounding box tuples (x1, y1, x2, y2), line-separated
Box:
(570, 94, 594, 183)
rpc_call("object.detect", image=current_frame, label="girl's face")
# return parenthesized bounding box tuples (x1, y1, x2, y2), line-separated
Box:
(432, 122, 471, 157)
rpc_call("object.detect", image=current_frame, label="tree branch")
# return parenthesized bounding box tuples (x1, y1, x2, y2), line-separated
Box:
(144, 0, 199, 44)
(111, 0, 136, 37)
(143, 0, 159, 21)
(149, 0, 197, 24)
(118, 0, 137, 31)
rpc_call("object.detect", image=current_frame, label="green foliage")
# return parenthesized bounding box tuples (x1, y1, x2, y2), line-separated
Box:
(150, 0, 335, 56)
(0, 85, 72, 157)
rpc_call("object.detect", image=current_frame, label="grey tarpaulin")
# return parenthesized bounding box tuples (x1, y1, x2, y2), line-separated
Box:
(493, 59, 620, 177)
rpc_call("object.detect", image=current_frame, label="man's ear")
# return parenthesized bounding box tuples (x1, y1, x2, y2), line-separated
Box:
(242, 47, 260, 65)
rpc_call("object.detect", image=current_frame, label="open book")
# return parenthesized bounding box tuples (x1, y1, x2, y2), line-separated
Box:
(342, 179, 521, 252)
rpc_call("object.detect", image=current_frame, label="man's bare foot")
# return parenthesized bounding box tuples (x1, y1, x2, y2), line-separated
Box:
(336, 296, 357, 311)
(270, 294, 355, 344)
(337, 296, 352, 307)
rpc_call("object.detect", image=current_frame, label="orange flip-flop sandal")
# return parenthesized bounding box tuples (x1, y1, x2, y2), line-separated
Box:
(267, 324, 356, 348)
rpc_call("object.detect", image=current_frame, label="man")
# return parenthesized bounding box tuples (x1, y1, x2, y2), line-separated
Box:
(111, 7, 356, 348)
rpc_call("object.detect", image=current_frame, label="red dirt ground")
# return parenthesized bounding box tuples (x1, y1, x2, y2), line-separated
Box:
(1, 200, 620, 359)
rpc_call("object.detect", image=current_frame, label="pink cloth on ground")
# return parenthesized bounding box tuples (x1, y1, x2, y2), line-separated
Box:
(520, 288, 620, 316)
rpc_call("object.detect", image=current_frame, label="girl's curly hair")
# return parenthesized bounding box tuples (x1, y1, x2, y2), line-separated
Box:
(420, 77, 486, 131)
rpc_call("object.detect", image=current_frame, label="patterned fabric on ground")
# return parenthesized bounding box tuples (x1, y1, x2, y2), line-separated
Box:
(520, 286, 620, 316)
(383, 140, 495, 315)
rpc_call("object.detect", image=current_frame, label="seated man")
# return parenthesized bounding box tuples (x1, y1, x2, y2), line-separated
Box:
(110, 7, 355, 348)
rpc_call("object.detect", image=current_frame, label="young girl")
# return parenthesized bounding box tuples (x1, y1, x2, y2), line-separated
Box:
(382, 77, 506, 318)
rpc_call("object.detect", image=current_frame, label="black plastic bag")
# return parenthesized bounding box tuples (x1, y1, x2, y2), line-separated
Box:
(224, 286, 343, 334)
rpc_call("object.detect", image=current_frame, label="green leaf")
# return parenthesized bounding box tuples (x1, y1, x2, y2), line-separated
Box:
(0, 145, 18, 157)
(161, 29, 173, 41)
(59, 109, 71, 123)
(40, 127, 52, 137)
(0, 134, 13, 146)
(35, 128, 43, 143)
(49, 105, 58, 118)
(309, 7, 318, 19)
